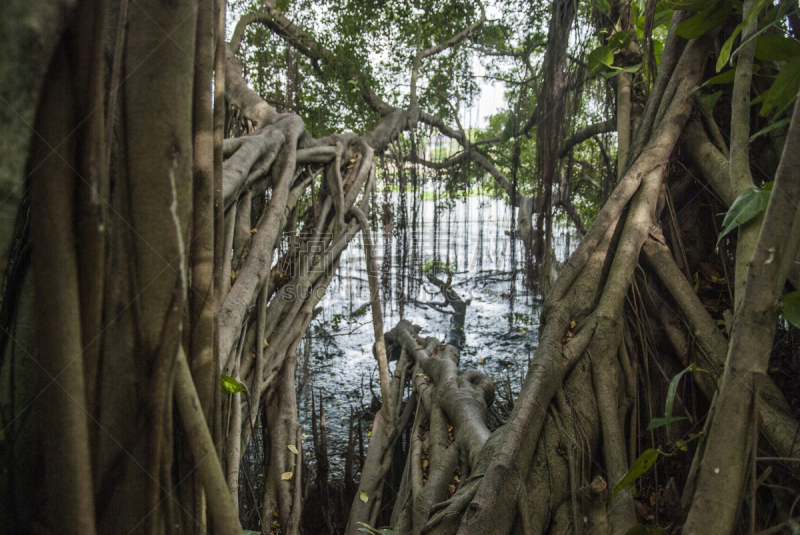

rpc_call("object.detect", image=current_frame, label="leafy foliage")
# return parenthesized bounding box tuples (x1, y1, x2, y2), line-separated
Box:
(232, 0, 483, 134)
(752, 58, 800, 117)
(602, 63, 641, 79)
(221, 374, 246, 394)
(612, 448, 660, 497)
(357, 521, 392, 535)
(698, 90, 723, 111)
(647, 415, 688, 431)
(718, 184, 773, 244)
(750, 118, 791, 142)
(676, 0, 731, 39)
(608, 29, 635, 50)
(587, 46, 614, 75)
(705, 68, 737, 86)
(782, 291, 800, 329)
(648, 363, 707, 435)
(716, 22, 742, 72)
(423, 259, 457, 274)
(755, 34, 800, 62)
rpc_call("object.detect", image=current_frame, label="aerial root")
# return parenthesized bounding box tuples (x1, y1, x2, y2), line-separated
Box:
(420, 481, 480, 535)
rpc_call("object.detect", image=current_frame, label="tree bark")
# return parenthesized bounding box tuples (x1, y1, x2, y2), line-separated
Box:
(31, 43, 97, 535)
(685, 99, 800, 535)
(729, 0, 761, 311)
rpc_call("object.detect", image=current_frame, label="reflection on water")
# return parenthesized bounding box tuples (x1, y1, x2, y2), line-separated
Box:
(295, 195, 574, 475)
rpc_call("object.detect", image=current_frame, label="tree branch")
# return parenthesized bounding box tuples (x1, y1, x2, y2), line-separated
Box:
(229, 11, 269, 54)
(557, 119, 616, 159)
(410, 3, 484, 121)
(235, 2, 394, 115)
(349, 206, 393, 417)
(555, 196, 587, 236)
(175, 345, 243, 534)
(418, 1, 486, 60)
(418, 110, 515, 195)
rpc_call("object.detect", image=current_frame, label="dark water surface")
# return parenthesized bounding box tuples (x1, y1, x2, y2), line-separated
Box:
(295, 195, 574, 475)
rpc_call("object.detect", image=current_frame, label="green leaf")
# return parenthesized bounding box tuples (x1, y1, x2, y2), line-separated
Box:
(612, 448, 660, 497)
(750, 118, 791, 142)
(707, 68, 737, 86)
(783, 291, 800, 329)
(676, 0, 731, 39)
(716, 22, 743, 72)
(357, 522, 391, 535)
(499, 114, 515, 142)
(755, 34, 800, 62)
(625, 525, 664, 535)
(661, 0, 713, 11)
(587, 46, 615, 75)
(664, 363, 706, 435)
(653, 7, 675, 28)
(744, 0, 770, 27)
(608, 30, 636, 51)
(717, 186, 772, 243)
(221, 374, 246, 394)
(752, 58, 800, 117)
(596, 0, 612, 15)
(242, 531, 261, 535)
(700, 64, 760, 89)
(647, 416, 689, 431)
(603, 64, 642, 79)
(698, 90, 723, 111)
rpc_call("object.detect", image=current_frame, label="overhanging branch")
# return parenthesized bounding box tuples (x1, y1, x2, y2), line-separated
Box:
(231, 2, 393, 115)
(419, 110, 515, 196)
(558, 119, 616, 158)
(418, 1, 486, 60)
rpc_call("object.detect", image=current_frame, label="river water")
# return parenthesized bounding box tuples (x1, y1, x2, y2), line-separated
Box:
(295, 194, 574, 476)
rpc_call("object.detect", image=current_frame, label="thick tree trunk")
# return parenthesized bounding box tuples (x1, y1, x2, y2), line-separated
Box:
(31, 43, 97, 535)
